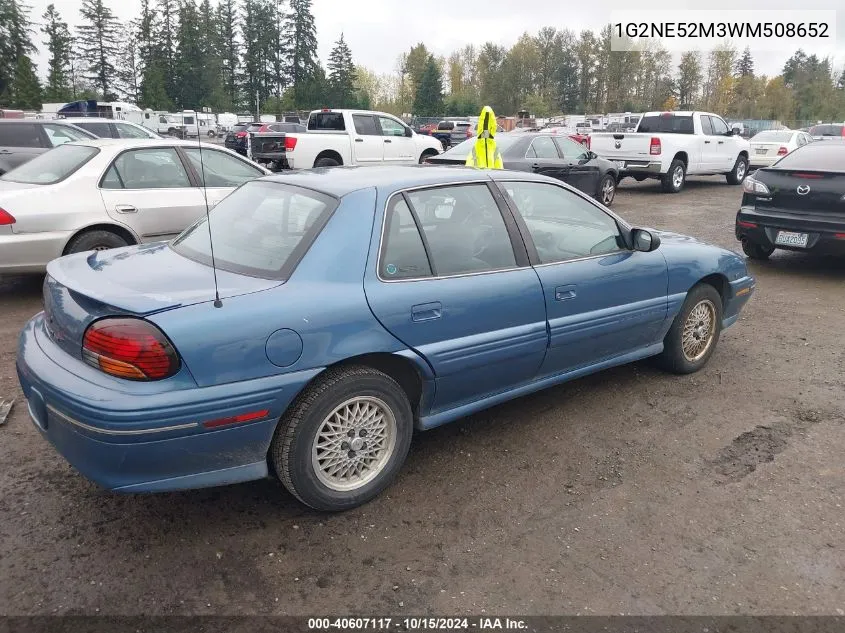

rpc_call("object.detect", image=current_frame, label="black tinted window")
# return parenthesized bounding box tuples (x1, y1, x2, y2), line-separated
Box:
(380, 198, 432, 279)
(0, 123, 42, 147)
(353, 115, 380, 136)
(75, 121, 113, 137)
(637, 115, 694, 134)
(502, 181, 623, 263)
(406, 184, 516, 276)
(308, 113, 345, 131)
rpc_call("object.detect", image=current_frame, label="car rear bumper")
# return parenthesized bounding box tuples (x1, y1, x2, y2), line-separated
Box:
(749, 155, 781, 167)
(0, 230, 71, 274)
(16, 313, 321, 492)
(736, 205, 845, 254)
(618, 161, 663, 175)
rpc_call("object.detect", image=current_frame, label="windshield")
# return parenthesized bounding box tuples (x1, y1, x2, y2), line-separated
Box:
(0, 144, 99, 184)
(171, 180, 338, 279)
(439, 136, 519, 158)
(752, 131, 793, 142)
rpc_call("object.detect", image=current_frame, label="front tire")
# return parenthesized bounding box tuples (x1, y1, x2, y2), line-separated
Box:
(661, 159, 686, 193)
(271, 366, 413, 511)
(726, 155, 749, 185)
(596, 173, 616, 206)
(656, 283, 723, 374)
(741, 239, 774, 260)
(65, 229, 129, 255)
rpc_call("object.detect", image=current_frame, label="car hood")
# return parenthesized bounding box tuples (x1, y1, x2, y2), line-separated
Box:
(46, 241, 280, 315)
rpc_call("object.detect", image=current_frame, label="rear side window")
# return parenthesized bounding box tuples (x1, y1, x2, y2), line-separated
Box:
(0, 144, 99, 184)
(353, 115, 380, 136)
(637, 115, 694, 134)
(0, 123, 42, 147)
(380, 198, 432, 279)
(527, 136, 559, 159)
(308, 112, 345, 131)
(171, 181, 337, 279)
(115, 122, 154, 139)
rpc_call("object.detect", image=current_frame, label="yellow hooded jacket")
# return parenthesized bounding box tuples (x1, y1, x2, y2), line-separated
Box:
(465, 106, 504, 169)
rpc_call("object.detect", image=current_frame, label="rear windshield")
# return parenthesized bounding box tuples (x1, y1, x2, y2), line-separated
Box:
(751, 131, 793, 142)
(637, 115, 694, 134)
(0, 144, 99, 184)
(768, 143, 845, 171)
(308, 112, 345, 131)
(809, 124, 843, 136)
(171, 180, 337, 279)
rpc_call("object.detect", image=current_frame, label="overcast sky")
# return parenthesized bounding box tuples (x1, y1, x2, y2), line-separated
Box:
(27, 0, 845, 83)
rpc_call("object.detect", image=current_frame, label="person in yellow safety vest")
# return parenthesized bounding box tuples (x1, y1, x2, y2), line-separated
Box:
(465, 105, 504, 169)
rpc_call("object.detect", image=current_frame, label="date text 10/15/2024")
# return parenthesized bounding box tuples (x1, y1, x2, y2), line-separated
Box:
(307, 617, 528, 630)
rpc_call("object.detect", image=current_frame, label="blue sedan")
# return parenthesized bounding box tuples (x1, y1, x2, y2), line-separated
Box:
(16, 166, 755, 511)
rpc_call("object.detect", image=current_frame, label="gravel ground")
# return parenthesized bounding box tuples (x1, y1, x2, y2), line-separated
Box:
(0, 175, 843, 616)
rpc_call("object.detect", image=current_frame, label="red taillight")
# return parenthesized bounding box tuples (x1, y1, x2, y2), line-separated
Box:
(737, 221, 758, 229)
(236, 131, 247, 138)
(791, 172, 823, 179)
(834, 233, 845, 239)
(284, 136, 297, 151)
(649, 137, 661, 155)
(82, 318, 180, 381)
(0, 207, 15, 225)
(777, 146, 788, 156)
(203, 409, 270, 429)
(585, 135, 591, 149)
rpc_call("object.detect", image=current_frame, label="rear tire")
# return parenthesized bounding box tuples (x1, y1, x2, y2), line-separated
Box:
(65, 230, 130, 255)
(314, 157, 340, 168)
(726, 155, 749, 185)
(271, 366, 414, 511)
(419, 149, 438, 164)
(661, 159, 686, 193)
(596, 173, 616, 206)
(741, 239, 774, 260)
(656, 283, 723, 375)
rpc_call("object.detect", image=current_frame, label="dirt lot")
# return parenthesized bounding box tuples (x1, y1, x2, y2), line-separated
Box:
(1, 176, 843, 616)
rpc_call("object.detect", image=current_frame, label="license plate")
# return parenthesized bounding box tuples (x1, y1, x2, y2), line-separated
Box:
(613, 161, 625, 169)
(755, 148, 767, 155)
(774, 231, 809, 247)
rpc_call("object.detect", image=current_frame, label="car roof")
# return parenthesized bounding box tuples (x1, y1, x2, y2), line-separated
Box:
(262, 165, 550, 197)
(60, 117, 139, 124)
(0, 119, 80, 125)
(65, 137, 221, 149)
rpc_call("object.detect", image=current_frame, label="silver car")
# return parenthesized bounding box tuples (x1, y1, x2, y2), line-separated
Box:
(0, 138, 270, 274)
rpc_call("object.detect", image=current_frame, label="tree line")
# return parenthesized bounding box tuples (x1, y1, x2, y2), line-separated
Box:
(1, 0, 843, 124)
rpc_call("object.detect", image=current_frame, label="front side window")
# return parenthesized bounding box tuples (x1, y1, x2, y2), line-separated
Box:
(115, 122, 155, 139)
(171, 181, 336, 278)
(183, 148, 264, 187)
(527, 136, 559, 159)
(378, 116, 406, 137)
(103, 148, 191, 189)
(502, 181, 624, 264)
(709, 116, 729, 136)
(554, 136, 590, 160)
(404, 184, 516, 276)
(380, 198, 432, 280)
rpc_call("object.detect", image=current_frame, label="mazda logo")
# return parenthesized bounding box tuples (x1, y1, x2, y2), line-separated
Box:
(614, 141, 621, 149)
(797, 185, 811, 195)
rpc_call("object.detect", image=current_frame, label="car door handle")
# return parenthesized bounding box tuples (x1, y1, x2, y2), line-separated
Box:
(411, 301, 442, 322)
(384, 139, 392, 143)
(114, 204, 138, 214)
(718, 141, 724, 144)
(0, 149, 11, 154)
(555, 285, 577, 301)
(704, 140, 711, 144)
(355, 138, 364, 142)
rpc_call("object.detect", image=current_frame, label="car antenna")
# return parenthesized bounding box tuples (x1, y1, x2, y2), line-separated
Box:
(196, 107, 222, 308)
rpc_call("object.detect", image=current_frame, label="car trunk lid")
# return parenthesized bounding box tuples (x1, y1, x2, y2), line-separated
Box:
(754, 169, 845, 215)
(42, 242, 280, 357)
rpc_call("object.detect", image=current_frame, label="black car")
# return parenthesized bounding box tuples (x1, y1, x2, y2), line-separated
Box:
(0, 120, 96, 175)
(425, 132, 620, 205)
(736, 141, 845, 259)
(224, 122, 306, 156)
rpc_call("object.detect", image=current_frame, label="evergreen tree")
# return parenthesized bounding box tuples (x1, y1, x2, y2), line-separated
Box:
(240, 0, 275, 111)
(9, 53, 42, 109)
(41, 4, 74, 102)
(0, 0, 35, 105)
(140, 60, 172, 110)
(77, 0, 121, 100)
(413, 56, 443, 116)
(198, 0, 227, 110)
(327, 33, 357, 107)
(269, 0, 289, 103)
(116, 23, 141, 103)
(174, 0, 203, 108)
(156, 0, 179, 103)
(216, 0, 239, 108)
(283, 0, 318, 106)
(677, 51, 703, 109)
(735, 47, 754, 77)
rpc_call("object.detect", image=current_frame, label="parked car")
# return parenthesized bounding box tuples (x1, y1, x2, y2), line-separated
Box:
(748, 129, 813, 167)
(589, 111, 751, 193)
(58, 117, 163, 140)
(424, 132, 620, 205)
(256, 109, 442, 169)
(431, 119, 472, 149)
(225, 122, 306, 157)
(807, 123, 845, 141)
(0, 138, 269, 273)
(0, 120, 96, 175)
(15, 166, 755, 511)
(736, 141, 845, 259)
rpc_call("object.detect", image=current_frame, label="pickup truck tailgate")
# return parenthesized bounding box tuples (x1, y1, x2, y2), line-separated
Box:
(590, 133, 655, 161)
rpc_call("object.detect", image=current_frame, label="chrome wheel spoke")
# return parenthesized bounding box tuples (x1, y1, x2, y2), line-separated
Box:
(681, 299, 717, 362)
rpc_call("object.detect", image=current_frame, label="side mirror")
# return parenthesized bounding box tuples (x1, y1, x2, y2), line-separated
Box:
(731, 128, 741, 136)
(405, 127, 413, 138)
(632, 228, 661, 252)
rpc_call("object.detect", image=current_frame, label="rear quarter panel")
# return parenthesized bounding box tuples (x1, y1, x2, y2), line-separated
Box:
(291, 132, 352, 167)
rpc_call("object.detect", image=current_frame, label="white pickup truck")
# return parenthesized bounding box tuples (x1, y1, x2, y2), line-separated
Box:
(589, 111, 751, 193)
(253, 109, 443, 170)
